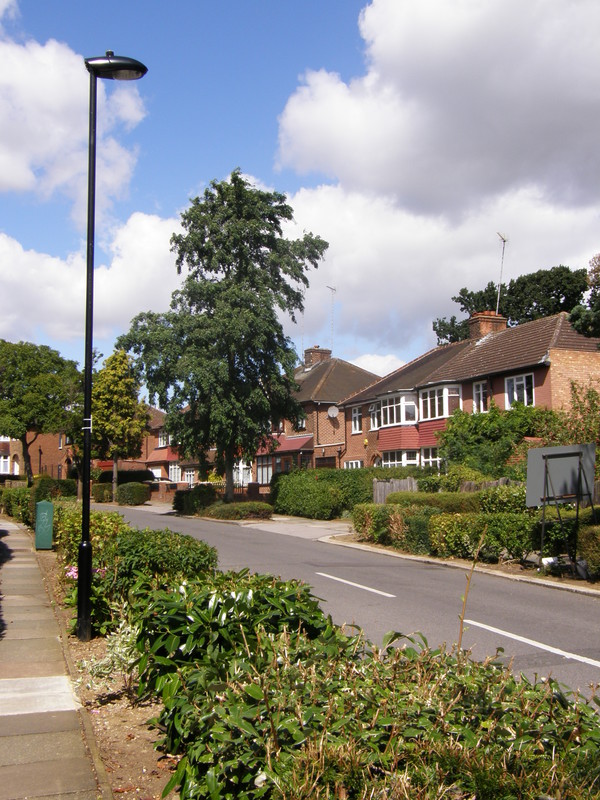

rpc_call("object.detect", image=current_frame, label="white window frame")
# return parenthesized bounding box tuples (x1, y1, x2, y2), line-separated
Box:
(184, 468, 196, 486)
(473, 381, 488, 414)
(369, 403, 380, 430)
(169, 462, 181, 482)
(344, 460, 364, 469)
(421, 447, 441, 469)
(419, 385, 461, 420)
(296, 415, 306, 431)
(256, 455, 272, 485)
(378, 393, 418, 427)
(158, 430, 168, 448)
(381, 450, 419, 468)
(0, 455, 10, 474)
(505, 373, 534, 408)
(351, 406, 362, 434)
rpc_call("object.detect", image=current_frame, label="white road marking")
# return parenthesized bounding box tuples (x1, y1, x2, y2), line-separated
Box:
(464, 619, 600, 669)
(316, 572, 396, 598)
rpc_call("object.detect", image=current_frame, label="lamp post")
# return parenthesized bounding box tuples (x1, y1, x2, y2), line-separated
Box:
(77, 51, 148, 642)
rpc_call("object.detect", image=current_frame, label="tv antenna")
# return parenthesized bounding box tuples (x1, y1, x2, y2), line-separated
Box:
(496, 233, 508, 315)
(326, 285, 336, 351)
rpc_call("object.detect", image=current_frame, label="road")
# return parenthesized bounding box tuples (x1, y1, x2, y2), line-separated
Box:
(112, 505, 600, 697)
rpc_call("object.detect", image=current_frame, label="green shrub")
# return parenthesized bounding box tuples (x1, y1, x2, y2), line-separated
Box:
(204, 501, 273, 520)
(98, 469, 154, 484)
(416, 474, 443, 492)
(386, 491, 481, 513)
(274, 471, 343, 519)
(578, 525, 600, 578)
(53, 505, 132, 566)
(439, 464, 492, 491)
(429, 512, 535, 561)
(92, 483, 113, 503)
(116, 482, 150, 506)
(173, 483, 217, 515)
(479, 483, 526, 513)
(353, 503, 441, 552)
(1, 487, 32, 524)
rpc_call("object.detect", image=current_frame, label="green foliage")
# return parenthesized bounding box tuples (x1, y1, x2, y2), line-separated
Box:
(437, 402, 560, 477)
(204, 501, 273, 520)
(578, 525, 600, 578)
(0, 339, 82, 484)
(433, 265, 588, 344)
(1, 486, 32, 524)
(385, 490, 482, 513)
(173, 483, 217, 514)
(133, 573, 600, 800)
(28, 476, 76, 525)
(53, 505, 131, 567)
(439, 463, 494, 491)
(272, 470, 343, 519)
(118, 170, 328, 501)
(92, 483, 113, 503)
(479, 483, 526, 513)
(97, 469, 154, 484)
(353, 502, 440, 552)
(429, 512, 535, 561)
(116, 482, 150, 506)
(91, 350, 148, 463)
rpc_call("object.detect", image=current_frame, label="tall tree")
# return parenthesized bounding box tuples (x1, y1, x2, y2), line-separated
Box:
(118, 169, 328, 500)
(0, 340, 81, 484)
(91, 350, 148, 501)
(569, 253, 600, 338)
(433, 266, 588, 344)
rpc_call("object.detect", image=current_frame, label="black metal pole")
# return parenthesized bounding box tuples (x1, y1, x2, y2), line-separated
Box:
(76, 68, 97, 642)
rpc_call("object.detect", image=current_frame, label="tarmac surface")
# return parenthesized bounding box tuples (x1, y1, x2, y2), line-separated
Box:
(0, 518, 110, 800)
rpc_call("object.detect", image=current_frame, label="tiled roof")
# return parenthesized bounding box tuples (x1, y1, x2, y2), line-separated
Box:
(146, 406, 166, 430)
(294, 358, 378, 404)
(257, 433, 314, 456)
(342, 313, 600, 403)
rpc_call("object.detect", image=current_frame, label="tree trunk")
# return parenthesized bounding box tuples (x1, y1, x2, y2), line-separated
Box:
(20, 434, 34, 486)
(112, 458, 119, 503)
(224, 451, 235, 503)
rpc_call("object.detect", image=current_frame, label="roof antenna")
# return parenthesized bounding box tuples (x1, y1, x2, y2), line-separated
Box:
(496, 233, 508, 315)
(326, 285, 336, 352)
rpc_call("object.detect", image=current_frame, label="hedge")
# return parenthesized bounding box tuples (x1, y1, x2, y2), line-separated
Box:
(116, 482, 150, 506)
(92, 483, 113, 503)
(353, 502, 441, 552)
(203, 501, 273, 520)
(173, 483, 218, 515)
(429, 512, 535, 562)
(578, 525, 600, 578)
(386, 491, 482, 513)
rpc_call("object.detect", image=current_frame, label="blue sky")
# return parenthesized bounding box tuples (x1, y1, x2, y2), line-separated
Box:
(2, 0, 600, 378)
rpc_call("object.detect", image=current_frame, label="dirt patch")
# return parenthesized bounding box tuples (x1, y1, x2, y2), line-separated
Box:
(37, 550, 179, 800)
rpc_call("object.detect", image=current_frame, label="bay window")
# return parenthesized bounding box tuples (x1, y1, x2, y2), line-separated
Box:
(420, 385, 461, 420)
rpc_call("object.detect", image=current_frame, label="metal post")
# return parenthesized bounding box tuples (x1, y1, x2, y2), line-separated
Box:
(76, 68, 97, 642)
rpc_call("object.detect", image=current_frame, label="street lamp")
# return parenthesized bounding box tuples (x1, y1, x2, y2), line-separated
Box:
(77, 51, 148, 642)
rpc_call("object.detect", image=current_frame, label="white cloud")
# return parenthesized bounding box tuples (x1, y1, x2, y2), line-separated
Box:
(0, 37, 146, 227)
(0, 213, 182, 353)
(352, 353, 404, 376)
(279, 0, 600, 216)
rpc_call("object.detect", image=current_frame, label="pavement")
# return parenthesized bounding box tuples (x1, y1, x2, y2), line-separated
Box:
(0, 518, 111, 800)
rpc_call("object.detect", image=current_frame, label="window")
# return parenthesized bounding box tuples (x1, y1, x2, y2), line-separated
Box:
(381, 450, 419, 468)
(420, 386, 461, 420)
(344, 460, 364, 469)
(0, 455, 10, 474)
(370, 403, 380, 430)
(256, 455, 272, 485)
(505, 373, 534, 407)
(473, 381, 488, 413)
(421, 447, 441, 469)
(296, 416, 306, 430)
(158, 430, 168, 448)
(58, 434, 63, 450)
(184, 468, 196, 486)
(351, 406, 362, 433)
(378, 394, 418, 427)
(169, 462, 181, 482)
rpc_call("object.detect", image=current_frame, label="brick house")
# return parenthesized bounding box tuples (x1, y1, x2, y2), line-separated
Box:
(339, 311, 600, 470)
(252, 346, 378, 487)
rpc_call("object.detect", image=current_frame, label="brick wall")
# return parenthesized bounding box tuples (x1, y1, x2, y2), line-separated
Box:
(547, 349, 600, 411)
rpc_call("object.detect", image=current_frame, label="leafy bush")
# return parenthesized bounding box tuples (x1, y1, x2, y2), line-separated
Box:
(353, 503, 441, 553)
(173, 483, 217, 515)
(135, 578, 600, 800)
(416, 473, 443, 492)
(1, 486, 32, 524)
(98, 469, 154, 484)
(27, 476, 77, 525)
(479, 483, 526, 513)
(429, 512, 535, 561)
(92, 483, 113, 502)
(116, 482, 150, 506)
(273, 471, 343, 519)
(439, 463, 493, 491)
(386, 490, 481, 513)
(204, 501, 273, 520)
(578, 525, 600, 578)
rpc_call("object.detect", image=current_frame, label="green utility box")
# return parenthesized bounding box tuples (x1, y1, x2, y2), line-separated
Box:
(35, 500, 54, 550)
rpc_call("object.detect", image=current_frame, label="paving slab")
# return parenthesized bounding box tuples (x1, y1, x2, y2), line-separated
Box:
(0, 755, 98, 800)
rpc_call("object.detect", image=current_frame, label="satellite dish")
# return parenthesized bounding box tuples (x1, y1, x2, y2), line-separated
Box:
(327, 406, 339, 418)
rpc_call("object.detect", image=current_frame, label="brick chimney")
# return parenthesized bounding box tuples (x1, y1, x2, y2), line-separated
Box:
(468, 310, 508, 340)
(304, 345, 332, 368)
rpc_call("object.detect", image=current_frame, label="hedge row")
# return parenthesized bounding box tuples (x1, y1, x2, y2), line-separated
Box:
(0, 477, 77, 526)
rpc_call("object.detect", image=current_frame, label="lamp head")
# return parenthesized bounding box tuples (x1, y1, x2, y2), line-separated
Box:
(85, 50, 148, 81)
